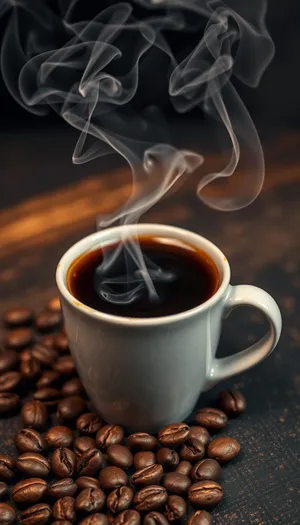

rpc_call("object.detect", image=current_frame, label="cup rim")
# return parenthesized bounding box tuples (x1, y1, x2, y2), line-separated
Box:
(56, 224, 230, 326)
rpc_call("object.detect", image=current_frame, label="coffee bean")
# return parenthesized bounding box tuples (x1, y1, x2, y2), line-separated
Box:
(133, 452, 156, 471)
(195, 408, 227, 430)
(16, 453, 50, 477)
(48, 478, 77, 498)
(62, 378, 85, 397)
(219, 390, 246, 415)
(5, 328, 34, 349)
(47, 297, 61, 312)
(114, 510, 141, 525)
(77, 449, 103, 476)
(188, 480, 223, 508)
(207, 437, 241, 463)
(57, 396, 86, 421)
(106, 486, 134, 513)
(132, 465, 163, 487)
(0, 350, 18, 373)
(158, 424, 189, 447)
(74, 437, 96, 458)
(0, 371, 21, 392)
(33, 387, 61, 406)
(39, 335, 56, 349)
(52, 522, 73, 525)
(51, 447, 76, 478)
(76, 413, 102, 435)
(0, 503, 16, 524)
(15, 429, 45, 453)
(52, 496, 76, 522)
(20, 358, 41, 380)
(0, 392, 20, 413)
(75, 487, 106, 513)
(133, 486, 168, 511)
(107, 445, 133, 469)
(164, 495, 186, 521)
(31, 345, 58, 367)
(35, 310, 61, 332)
(180, 438, 205, 463)
(12, 478, 47, 504)
(76, 477, 100, 490)
(98, 466, 128, 491)
(0, 455, 15, 481)
(53, 356, 76, 375)
(21, 400, 48, 429)
(156, 448, 179, 469)
(96, 425, 124, 450)
(175, 461, 192, 476)
(162, 472, 191, 495)
(20, 503, 51, 525)
(0, 482, 8, 499)
(36, 370, 60, 388)
(189, 427, 210, 446)
(127, 433, 157, 451)
(191, 459, 222, 482)
(45, 426, 74, 449)
(79, 514, 109, 525)
(143, 511, 169, 525)
(4, 307, 34, 327)
(187, 510, 213, 525)
(55, 333, 69, 353)
(20, 349, 33, 361)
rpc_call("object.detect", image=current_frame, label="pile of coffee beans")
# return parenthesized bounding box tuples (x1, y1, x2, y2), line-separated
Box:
(0, 299, 245, 525)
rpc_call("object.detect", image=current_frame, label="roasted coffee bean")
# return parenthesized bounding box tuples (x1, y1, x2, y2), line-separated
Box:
(48, 478, 77, 498)
(127, 433, 157, 451)
(75, 488, 106, 513)
(76, 413, 102, 435)
(76, 477, 100, 490)
(219, 390, 246, 415)
(4, 307, 34, 327)
(0, 482, 8, 499)
(0, 371, 21, 392)
(20, 503, 51, 525)
(133, 486, 168, 511)
(77, 449, 103, 476)
(164, 495, 186, 521)
(207, 437, 241, 463)
(57, 396, 86, 421)
(107, 445, 133, 469)
(0, 392, 20, 413)
(188, 480, 223, 508)
(96, 425, 124, 450)
(158, 424, 189, 447)
(132, 465, 163, 487)
(33, 388, 61, 406)
(21, 400, 48, 429)
(79, 514, 109, 525)
(45, 426, 74, 449)
(143, 511, 169, 525)
(162, 472, 191, 495)
(114, 510, 141, 525)
(156, 448, 179, 469)
(0, 503, 16, 524)
(0, 349, 18, 373)
(62, 378, 85, 397)
(51, 447, 76, 478)
(55, 333, 69, 353)
(74, 437, 96, 458)
(0, 455, 15, 481)
(16, 453, 50, 478)
(12, 478, 47, 504)
(195, 408, 227, 430)
(180, 438, 205, 463)
(15, 429, 45, 453)
(36, 370, 60, 388)
(106, 486, 134, 514)
(47, 297, 61, 312)
(175, 461, 192, 477)
(187, 510, 213, 525)
(53, 356, 76, 376)
(98, 466, 128, 491)
(52, 496, 76, 522)
(39, 335, 56, 349)
(189, 426, 210, 446)
(133, 452, 156, 471)
(32, 345, 58, 367)
(20, 358, 41, 380)
(20, 349, 33, 361)
(191, 459, 222, 482)
(35, 310, 61, 332)
(52, 522, 73, 525)
(5, 327, 33, 349)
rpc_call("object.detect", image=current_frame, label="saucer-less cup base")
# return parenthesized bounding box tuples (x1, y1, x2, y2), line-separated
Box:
(56, 224, 282, 432)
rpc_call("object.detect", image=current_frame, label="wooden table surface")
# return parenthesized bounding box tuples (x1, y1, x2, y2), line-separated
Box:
(0, 124, 300, 524)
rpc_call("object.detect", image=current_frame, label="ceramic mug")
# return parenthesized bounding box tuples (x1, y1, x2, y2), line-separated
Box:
(56, 224, 282, 432)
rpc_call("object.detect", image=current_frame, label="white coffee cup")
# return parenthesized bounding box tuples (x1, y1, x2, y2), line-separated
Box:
(56, 224, 282, 432)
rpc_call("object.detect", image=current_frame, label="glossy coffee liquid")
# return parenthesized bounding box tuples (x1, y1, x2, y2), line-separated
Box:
(67, 235, 220, 318)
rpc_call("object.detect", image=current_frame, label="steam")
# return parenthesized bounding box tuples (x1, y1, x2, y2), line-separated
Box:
(0, 0, 274, 305)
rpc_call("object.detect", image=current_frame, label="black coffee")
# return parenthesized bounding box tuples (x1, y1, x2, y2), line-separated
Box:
(67, 235, 220, 318)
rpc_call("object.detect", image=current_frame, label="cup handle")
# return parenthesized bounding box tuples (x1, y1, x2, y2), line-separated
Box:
(204, 284, 282, 390)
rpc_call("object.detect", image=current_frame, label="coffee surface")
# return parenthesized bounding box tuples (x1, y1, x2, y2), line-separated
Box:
(67, 235, 220, 318)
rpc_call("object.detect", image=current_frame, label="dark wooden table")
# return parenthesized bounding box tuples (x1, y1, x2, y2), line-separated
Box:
(1, 124, 300, 524)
